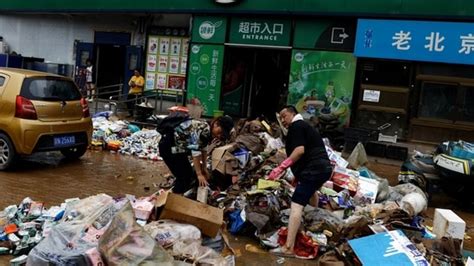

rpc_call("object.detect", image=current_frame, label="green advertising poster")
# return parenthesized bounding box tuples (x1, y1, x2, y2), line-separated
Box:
(192, 16, 227, 44)
(229, 17, 291, 46)
(187, 44, 225, 116)
(288, 50, 357, 128)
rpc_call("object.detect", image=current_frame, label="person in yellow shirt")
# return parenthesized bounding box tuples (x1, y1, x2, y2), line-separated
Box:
(127, 69, 145, 117)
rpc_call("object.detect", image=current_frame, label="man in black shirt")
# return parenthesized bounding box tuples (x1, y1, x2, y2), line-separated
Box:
(269, 105, 332, 258)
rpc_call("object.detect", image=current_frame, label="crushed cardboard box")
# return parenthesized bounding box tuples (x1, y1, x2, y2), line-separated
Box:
(211, 144, 237, 175)
(159, 193, 224, 237)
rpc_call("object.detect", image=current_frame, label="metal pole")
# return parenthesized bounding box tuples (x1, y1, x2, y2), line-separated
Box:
(95, 84, 99, 113)
(94, 46, 100, 114)
(159, 90, 163, 113)
(154, 89, 159, 113)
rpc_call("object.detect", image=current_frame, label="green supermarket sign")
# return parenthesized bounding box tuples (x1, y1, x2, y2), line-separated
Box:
(229, 17, 291, 46)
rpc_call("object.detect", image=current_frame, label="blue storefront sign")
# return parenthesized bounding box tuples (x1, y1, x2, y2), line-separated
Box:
(355, 19, 474, 65)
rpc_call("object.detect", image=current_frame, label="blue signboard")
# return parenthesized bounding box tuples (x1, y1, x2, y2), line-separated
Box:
(355, 19, 474, 65)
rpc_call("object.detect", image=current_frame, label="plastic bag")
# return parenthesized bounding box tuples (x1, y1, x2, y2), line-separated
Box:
(259, 132, 284, 153)
(245, 192, 281, 233)
(277, 227, 318, 259)
(27, 225, 94, 266)
(347, 142, 368, 169)
(228, 210, 246, 235)
(304, 208, 343, 233)
(26, 194, 116, 266)
(144, 220, 201, 248)
(171, 239, 228, 266)
(98, 203, 174, 265)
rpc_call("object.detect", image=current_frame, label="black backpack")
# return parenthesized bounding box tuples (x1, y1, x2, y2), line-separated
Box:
(156, 112, 190, 135)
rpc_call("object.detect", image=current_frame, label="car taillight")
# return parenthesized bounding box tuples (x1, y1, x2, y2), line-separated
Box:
(80, 98, 90, 118)
(15, 96, 37, 120)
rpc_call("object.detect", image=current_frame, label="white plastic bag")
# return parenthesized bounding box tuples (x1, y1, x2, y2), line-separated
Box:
(144, 220, 201, 248)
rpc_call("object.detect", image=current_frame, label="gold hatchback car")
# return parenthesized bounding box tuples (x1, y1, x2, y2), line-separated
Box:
(0, 68, 92, 170)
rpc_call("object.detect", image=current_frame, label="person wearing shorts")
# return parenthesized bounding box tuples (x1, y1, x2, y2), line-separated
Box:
(269, 105, 332, 258)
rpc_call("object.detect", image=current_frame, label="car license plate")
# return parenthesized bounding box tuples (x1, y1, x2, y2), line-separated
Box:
(54, 136, 75, 147)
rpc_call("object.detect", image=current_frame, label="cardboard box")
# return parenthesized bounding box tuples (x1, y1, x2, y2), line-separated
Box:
(354, 176, 379, 204)
(159, 193, 223, 237)
(211, 144, 236, 174)
(155, 190, 169, 208)
(433, 208, 466, 246)
(330, 166, 359, 196)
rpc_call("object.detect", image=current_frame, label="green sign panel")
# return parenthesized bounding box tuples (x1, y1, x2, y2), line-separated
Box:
(187, 44, 225, 116)
(229, 18, 291, 46)
(192, 16, 227, 44)
(293, 19, 355, 51)
(288, 50, 357, 129)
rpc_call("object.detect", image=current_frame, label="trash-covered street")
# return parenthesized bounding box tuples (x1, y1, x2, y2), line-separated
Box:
(1, 150, 474, 265)
(1, 113, 474, 265)
(1, 2, 474, 265)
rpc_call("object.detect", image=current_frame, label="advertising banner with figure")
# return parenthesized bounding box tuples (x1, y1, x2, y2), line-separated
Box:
(186, 44, 225, 117)
(288, 50, 356, 129)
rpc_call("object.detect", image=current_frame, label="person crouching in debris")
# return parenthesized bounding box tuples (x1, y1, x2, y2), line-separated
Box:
(158, 106, 211, 194)
(269, 105, 332, 258)
(207, 115, 235, 190)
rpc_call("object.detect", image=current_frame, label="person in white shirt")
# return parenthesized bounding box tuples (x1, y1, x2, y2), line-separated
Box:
(85, 59, 95, 101)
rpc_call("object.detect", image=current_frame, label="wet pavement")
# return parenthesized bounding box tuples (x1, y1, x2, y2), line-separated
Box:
(0, 150, 473, 265)
(0, 150, 164, 208)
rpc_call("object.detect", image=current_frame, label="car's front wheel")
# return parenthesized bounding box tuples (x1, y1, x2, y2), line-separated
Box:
(60, 145, 88, 159)
(0, 133, 16, 170)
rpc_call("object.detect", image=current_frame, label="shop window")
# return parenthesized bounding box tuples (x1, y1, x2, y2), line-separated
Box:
(418, 82, 457, 120)
(461, 86, 474, 123)
(418, 82, 474, 123)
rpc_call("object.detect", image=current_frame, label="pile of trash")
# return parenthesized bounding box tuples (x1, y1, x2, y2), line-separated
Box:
(0, 192, 234, 265)
(195, 118, 469, 264)
(91, 112, 163, 161)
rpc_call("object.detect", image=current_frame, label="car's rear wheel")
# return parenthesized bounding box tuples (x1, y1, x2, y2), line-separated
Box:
(0, 133, 16, 170)
(60, 145, 87, 159)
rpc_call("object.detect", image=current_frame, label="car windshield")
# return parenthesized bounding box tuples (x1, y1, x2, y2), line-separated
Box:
(20, 77, 82, 101)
